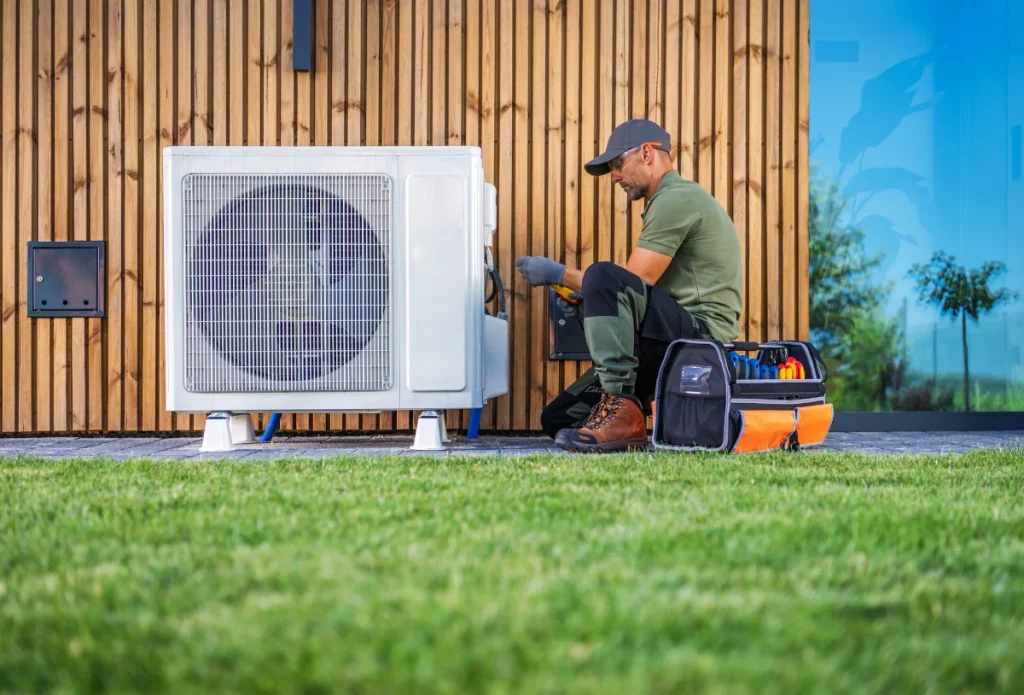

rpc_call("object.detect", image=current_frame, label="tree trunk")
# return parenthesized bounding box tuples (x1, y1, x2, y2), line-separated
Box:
(962, 312, 970, 412)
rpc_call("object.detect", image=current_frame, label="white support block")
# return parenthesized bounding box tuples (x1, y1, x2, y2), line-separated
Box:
(411, 411, 446, 451)
(229, 413, 256, 444)
(201, 413, 237, 452)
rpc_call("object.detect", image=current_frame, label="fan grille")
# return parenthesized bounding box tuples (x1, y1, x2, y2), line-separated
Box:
(182, 173, 392, 392)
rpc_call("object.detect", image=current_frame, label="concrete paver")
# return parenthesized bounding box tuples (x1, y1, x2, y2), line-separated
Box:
(0, 430, 1022, 460)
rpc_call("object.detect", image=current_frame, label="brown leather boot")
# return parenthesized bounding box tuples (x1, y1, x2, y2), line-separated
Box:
(554, 392, 649, 453)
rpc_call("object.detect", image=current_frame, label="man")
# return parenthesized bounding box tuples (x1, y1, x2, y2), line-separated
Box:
(514, 118, 743, 453)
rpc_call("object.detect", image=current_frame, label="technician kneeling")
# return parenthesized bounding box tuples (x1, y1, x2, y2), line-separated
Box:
(515, 118, 744, 453)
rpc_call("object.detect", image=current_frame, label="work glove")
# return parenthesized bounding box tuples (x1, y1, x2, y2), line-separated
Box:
(556, 292, 582, 319)
(514, 256, 566, 287)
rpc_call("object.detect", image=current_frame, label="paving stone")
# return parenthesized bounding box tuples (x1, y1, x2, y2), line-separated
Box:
(1, 431, 1023, 460)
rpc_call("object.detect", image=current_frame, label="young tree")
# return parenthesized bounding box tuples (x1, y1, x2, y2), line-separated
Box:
(907, 251, 1019, 411)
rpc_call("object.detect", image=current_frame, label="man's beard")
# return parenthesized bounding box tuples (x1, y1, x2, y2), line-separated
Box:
(621, 183, 644, 201)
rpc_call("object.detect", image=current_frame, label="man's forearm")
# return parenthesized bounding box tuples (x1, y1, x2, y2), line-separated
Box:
(559, 267, 584, 293)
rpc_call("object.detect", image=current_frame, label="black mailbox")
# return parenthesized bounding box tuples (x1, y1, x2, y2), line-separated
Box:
(26, 241, 105, 318)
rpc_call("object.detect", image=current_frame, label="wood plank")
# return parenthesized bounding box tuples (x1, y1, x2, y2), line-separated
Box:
(612, 0, 628, 267)
(697, 0, 713, 190)
(647, 0, 663, 125)
(2, 0, 19, 432)
(412, 0, 428, 148)
(344, 0, 363, 433)
(310, 0, 329, 433)
(782, 0, 796, 341)
(380, 0, 396, 148)
(54, 0, 70, 431)
(448, 0, 462, 146)
(495, 0, 512, 430)
(279, 0, 293, 147)
(395, 0, 414, 432)
(713, 0, 730, 210)
(563, 0, 580, 395)
(681, 0, 696, 179)
(156, 0, 174, 431)
(479, 0, 497, 430)
(765, 0, 780, 340)
(17, 0, 35, 432)
(358, 0, 379, 434)
(191, 0, 209, 435)
(577, 0, 596, 378)
(140, 0, 157, 432)
(262, 0, 277, 144)
(448, 0, 464, 433)
(746, 0, 763, 341)
(36, 0, 54, 433)
(665, 0, 681, 162)
(229, 0, 245, 144)
(107, 0, 125, 431)
(597, 0, 612, 266)
(213, 0, 227, 147)
(174, 0, 192, 432)
(628, 0, 645, 253)
(91, 0, 108, 431)
(732, 0, 747, 340)
(545, 0, 563, 414)
(431, 0, 444, 145)
(123, 0, 139, 432)
(798, 0, 810, 341)
(72, 0, 90, 432)
(277, 0, 295, 433)
(529, 0, 545, 430)
(247, 0, 261, 147)
(511, 0, 528, 431)
(465, 0, 478, 151)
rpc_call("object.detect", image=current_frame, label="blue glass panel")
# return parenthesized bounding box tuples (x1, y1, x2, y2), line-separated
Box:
(810, 0, 1024, 412)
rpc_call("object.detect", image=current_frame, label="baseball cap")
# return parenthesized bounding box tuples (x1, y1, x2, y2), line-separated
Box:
(584, 118, 672, 176)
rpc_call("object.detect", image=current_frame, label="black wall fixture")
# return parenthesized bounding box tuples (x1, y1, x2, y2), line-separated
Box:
(26, 241, 106, 318)
(293, 0, 312, 71)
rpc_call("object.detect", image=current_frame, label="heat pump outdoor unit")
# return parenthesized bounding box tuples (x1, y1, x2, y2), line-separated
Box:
(162, 145, 509, 451)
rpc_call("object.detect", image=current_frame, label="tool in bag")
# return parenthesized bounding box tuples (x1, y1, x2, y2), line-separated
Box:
(651, 338, 833, 453)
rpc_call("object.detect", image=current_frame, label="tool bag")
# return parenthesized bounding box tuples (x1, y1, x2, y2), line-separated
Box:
(651, 339, 833, 453)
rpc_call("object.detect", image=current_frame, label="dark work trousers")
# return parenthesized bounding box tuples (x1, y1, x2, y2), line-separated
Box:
(540, 261, 710, 439)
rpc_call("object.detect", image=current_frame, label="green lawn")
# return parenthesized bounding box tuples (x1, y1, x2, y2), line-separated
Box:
(2, 450, 1024, 694)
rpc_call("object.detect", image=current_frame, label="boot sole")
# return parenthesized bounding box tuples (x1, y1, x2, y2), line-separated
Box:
(556, 438, 650, 454)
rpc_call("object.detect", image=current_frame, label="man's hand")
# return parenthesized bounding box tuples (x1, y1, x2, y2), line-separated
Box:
(556, 292, 582, 319)
(515, 256, 566, 287)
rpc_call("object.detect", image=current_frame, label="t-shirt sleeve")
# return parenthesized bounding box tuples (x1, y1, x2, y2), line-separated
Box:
(635, 206, 701, 258)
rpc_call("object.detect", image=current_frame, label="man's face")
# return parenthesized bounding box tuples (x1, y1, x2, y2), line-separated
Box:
(609, 146, 650, 201)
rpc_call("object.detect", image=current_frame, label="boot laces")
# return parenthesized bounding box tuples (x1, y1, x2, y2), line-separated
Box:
(582, 393, 625, 431)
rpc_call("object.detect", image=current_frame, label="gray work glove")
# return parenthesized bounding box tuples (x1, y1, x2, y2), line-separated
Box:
(556, 292, 582, 319)
(514, 256, 566, 287)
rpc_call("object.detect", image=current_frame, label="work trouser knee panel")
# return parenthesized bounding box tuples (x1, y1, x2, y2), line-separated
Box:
(581, 262, 646, 318)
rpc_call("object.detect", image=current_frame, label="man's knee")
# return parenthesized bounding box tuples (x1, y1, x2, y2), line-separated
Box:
(582, 261, 641, 293)
(582, 262, 644, 318)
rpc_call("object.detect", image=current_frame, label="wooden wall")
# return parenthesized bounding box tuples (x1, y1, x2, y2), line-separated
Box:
(0, 0, 809, 435)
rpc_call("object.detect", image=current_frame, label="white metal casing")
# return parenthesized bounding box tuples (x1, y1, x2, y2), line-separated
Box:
(162, 145, 508, 414)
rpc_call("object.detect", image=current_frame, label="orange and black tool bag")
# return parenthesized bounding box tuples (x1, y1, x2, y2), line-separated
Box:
(651, 339, 833, 453)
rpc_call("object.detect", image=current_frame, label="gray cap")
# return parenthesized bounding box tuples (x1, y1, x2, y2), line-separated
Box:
(584, 119, 671, 176)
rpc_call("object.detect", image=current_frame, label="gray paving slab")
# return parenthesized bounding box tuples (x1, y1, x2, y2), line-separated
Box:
(0, 430, 1022, 460)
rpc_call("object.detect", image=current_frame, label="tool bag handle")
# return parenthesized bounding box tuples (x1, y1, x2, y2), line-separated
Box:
(723, 341, 761, 352)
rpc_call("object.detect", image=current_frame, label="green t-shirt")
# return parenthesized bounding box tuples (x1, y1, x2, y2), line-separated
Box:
(635, 170, 743, 342)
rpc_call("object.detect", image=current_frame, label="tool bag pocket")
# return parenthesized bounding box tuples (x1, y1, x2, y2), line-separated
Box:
(652, 338, 831, 453)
